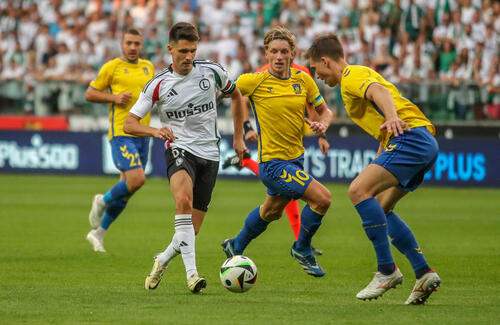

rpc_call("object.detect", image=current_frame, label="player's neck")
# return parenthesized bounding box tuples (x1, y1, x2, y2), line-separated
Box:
(336, 60, 348, 81)
(121, 56, 138, 64)
(268, 67, 290, 79)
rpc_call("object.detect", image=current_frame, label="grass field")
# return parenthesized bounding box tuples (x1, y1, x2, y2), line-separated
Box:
(0, 174, 499, 324)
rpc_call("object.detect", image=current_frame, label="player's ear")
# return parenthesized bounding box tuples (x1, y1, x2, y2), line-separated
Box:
(167, 44, 173, 53)
(321, 56, 329, 67)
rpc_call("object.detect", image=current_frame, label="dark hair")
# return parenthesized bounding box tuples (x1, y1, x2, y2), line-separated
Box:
(169, 22, 199, 44)
(122, 27, 142, 40)
(306, 33, 344, 62)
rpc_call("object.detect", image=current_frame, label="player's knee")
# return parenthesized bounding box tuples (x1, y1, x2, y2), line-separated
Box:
(175, 194, 192, 212)
(348, 183, 365, 204)
(128, 174, 146, 192)
(310, 189, 331, 213)
(261, 207, 283, 221)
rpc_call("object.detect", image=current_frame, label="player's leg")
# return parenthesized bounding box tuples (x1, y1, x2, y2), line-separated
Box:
(349, 164, 404, 300)
(87, 137, 148, 252)
(223, 195, 289, 257)
(290, 178, 330, 277)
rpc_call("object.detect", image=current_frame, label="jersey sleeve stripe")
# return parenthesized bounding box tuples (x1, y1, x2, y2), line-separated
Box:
(152, 80, 163, 106)
(143, 68, 170, 93)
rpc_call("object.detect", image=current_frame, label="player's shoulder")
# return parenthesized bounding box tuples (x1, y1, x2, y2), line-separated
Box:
(237, 70, 269, 83)
(142, 66, 173, 94)
(344, 65, 376, 78)
(138, 58, 154, 69)
(100, 57, 122, 71)
(194, 59, 227, 72)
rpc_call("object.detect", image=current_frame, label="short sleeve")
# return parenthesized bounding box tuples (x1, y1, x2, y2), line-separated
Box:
(129, 78, 162, 118)
(342, 67, 378, 99)
(203, 60, 235, 94)
(235, 73, 257, 97)
(304, 74, 325, 108)
(89, 60, 115, 91)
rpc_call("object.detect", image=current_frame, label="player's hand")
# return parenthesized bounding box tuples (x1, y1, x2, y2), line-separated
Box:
(304, 118, 328, 136)
(233, 137, 247, 162)
(318, 137, 330, 154)
(380, 118, 410, 137)
(114, 92, 132, 105)
(244, 129, 258, 143)
(155, 126, 176, 142)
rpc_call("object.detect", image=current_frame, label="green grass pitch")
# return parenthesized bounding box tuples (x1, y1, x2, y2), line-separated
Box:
(0, 174, 499, 324)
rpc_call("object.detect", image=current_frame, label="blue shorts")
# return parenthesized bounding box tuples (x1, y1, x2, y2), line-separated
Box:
(110, 136, 150, 171)
(258, 155, 313, 200)
(371, 127, 438, 191)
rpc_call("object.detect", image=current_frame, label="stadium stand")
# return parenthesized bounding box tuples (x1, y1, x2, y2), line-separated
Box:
(0, 0, 499, 121)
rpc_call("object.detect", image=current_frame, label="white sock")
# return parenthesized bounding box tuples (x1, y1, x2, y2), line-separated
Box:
(157, 240, 180, 266)
(95, 227, 106, 240)
(172, 214, 197, 280)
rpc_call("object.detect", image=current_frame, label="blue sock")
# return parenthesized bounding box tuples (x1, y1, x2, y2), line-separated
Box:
(295, 205, 323, 252)
(233, 207, 269, 254)
(387, 211, 431, 278)
(355, 198, 395, 275)
(100, 199, 127, 230)
(103, 180, 131, 204)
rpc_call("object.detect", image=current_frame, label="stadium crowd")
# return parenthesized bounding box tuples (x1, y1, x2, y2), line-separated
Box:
(0, 0, 499, 120)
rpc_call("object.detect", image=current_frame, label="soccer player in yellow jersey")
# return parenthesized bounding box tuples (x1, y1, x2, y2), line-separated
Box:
(222, 27, 334, 277)
(307, 34, 441, 304)
(84, 28, 154, 253)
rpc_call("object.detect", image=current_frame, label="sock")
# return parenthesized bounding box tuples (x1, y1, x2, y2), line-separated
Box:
(355, 198, 395, 275)
(233, 207, 269, 254)
(99, 199, 127, 230)
(173, 214, 197, 280)
(242, 158, 259, 175)
(157, 240, 180, 266)
(95, 226, 106, 240)
(285, 200, 301, 240)
(295, 205, 323, 251)
(103, 180, 131, 204)
(387, 211, 431, 278)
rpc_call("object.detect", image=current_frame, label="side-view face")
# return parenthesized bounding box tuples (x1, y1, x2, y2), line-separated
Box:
(168, 39, 197, 75)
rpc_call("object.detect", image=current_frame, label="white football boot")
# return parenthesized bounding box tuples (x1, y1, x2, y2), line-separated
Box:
(145, 255, 168, 290)
(88, 194, 106, 229)
(187, 274, 206, 293)
(86, 230, 106, 253)
(405, 270, 441, 305)
(356, 267, 403, 300)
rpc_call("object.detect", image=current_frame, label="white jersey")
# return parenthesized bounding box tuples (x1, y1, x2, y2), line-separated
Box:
(130, 59, 236, 161)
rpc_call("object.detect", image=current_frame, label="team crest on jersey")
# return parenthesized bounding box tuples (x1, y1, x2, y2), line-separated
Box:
(143, 67, 149, 75)
(292, 84, 301, 94)
(124, 68, 129, 74)
(267, 87, 274, 93)
(199, 78, 210, 90)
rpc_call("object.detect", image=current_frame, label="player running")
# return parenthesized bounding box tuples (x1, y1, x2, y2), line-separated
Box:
(306, 33, 441, 304)
(85, 28, 154, 253)
(222, 26, 334, 277)
(124, 22, 246, 293)
(222, 62, 331, 256)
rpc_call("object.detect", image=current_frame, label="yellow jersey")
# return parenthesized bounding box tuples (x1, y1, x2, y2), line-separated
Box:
(340, 65, 435, 146)
(236, 68, 325, 162)
(90, 57, 154, 140)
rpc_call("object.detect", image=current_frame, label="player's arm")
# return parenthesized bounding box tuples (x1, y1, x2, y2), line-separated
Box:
(229, 87, 248, 161)
(242, 97, 258, 143)
(365, 83, 410, 137)
(306, 105, 334, 154)
(124, 113, 174, 141)
(85, 86, 132, 105)
(305, 102, 333, 136)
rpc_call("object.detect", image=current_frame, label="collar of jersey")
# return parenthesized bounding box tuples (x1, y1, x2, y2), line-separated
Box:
(169, 64, 194, 78)
(268, 69, 291, 80)
(119, 57, 139, 64)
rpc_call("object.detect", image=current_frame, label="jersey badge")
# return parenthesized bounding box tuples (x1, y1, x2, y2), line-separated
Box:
(143, 67, 150, 75)
(199, 78, 210, 90)
(167, 89, 178, 98)
(267, 87, 274, 94)
(292, 84, 301, 94)
(124, 68, 129, 74)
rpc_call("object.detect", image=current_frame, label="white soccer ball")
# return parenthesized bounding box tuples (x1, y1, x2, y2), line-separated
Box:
(220, 255, 258, 293)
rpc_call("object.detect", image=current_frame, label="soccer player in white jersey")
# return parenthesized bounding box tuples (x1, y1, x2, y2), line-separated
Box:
(123, 22, 246, 293)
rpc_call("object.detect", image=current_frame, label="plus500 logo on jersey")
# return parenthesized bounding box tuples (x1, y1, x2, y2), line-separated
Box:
(166, 102, 214, 119)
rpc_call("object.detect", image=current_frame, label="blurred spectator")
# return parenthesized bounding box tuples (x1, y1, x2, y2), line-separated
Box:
(404, 0, 425, 41)
(487, 56, 500, 119)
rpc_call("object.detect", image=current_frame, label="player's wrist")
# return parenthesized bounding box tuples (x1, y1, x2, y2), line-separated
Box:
(243, 120, 254, 135)
(318, 133, 326, 139)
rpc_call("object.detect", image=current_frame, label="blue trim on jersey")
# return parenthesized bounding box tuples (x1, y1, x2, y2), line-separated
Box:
(371, 100, 385, 117)
(249, 97, 263, 162)
(268, 69, 292, 80)
(109, 86, 115, 137)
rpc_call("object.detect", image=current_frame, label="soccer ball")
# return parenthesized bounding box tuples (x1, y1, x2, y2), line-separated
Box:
(220, 255, 258, 293)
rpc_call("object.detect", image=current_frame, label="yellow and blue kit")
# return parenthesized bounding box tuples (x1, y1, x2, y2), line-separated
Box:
(236, 68, 325, 198)
(90, 57, 154, 171)
(341, 65, 438, 191)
